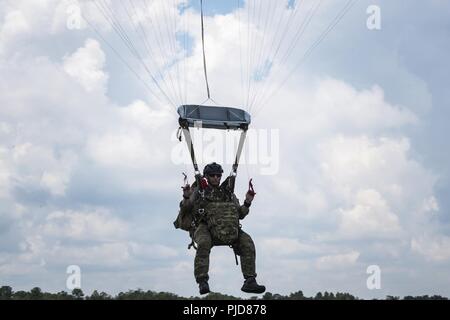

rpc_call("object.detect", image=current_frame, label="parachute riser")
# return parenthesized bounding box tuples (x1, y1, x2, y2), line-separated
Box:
(178, 106, 249, 193)
(179, 127, 248, 193)
(227, 129, 248, 193)
(180, 126, 201, 182)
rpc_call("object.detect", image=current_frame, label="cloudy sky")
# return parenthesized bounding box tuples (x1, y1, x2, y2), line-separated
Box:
(1, 0, 449, 299)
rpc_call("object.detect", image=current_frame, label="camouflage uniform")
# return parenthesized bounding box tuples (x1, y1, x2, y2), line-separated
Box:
(179, 184, 257, 283)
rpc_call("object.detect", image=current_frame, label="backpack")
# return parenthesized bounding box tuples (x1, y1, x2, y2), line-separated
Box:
(173, 202, 194, 232)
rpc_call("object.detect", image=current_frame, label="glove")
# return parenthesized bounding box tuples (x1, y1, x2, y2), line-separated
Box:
(182, 184, 192, 199)
(245, 191, 255, 204)
(245, 179, 256, 204)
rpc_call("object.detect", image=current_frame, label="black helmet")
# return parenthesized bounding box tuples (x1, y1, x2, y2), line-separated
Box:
(203, 162, 223, 176)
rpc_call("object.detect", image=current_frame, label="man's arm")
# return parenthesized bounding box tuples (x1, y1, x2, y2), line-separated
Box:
(233, 194, 252, 220)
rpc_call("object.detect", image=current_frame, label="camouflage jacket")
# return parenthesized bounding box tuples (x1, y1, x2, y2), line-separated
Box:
(180, 185, 249, 220)
(174, 184, 249, 232)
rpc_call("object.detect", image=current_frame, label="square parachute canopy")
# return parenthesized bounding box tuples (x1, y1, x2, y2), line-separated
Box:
(178, 105, 251, 130)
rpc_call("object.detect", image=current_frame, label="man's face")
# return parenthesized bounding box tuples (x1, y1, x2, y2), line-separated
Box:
(207, 173, 222, 187)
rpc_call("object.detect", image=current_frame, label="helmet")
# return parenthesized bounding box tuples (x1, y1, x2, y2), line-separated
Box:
(203, 162, 224, 176)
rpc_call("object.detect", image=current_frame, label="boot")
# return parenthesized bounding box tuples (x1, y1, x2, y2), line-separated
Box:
(199, 280, 210, 295)
(241, 276, 266, 294)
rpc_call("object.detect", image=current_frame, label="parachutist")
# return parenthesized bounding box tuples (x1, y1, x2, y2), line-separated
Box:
(175, 163, 265, 295)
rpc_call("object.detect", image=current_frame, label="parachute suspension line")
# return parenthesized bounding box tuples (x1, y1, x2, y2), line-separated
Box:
(161, 0, 184, 105)
(183, 1, 189, 106)
(246, 1, 285, 113)
(244, 0, 250, 109)
(279, 0, 323, 72)
(237, 0, 244, 108)
(140, 0, 181, 105)
(248, 0, 304, 114)
(92, 0, 177, 107)
(254, 0, 358, 118)
(80, 8, 165, 105)
(141, 0, 183, 105)
(122, 0, 179, 106)
(200, 97, 221, 107)
(91, 0, 175, 106)
(246, 0, 263, 109)
(247, 0, 286, 114)
(170, 0, 183, 106)
(248, 0, 317, 113)
(250, 0, 323, 112)
(247, 0, 258, 110)
(139, 0, 183, 106)
(299, 0, 357, 70)
(94, 1, 140, 61)
(300, 0, 358, 66)
(119, 0, 182, 106)
(245, 0, 258, 109)
(247, 0, 272, 112)
(200, 0, 211, 100)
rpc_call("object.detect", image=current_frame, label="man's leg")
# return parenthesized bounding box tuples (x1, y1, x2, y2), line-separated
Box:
(236, 230, 256, 278)
(194, 223, 213, 293)
(236, 230, 265, 294)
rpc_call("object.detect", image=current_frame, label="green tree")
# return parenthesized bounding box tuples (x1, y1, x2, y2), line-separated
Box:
(71, 288, 84, 300)
(261, 292, 273, 300)
(88, 290, 112, 300)
(288, 290, 305, 300)
(56, 291, 73, 300)
(12, 291, 28, 300)
(335, 292, 357, 300)
(0, 286, 13, 300)
(30, 287, 43, 300)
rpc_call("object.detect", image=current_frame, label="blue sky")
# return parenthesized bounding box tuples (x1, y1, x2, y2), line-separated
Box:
(1, 0, 450, 299)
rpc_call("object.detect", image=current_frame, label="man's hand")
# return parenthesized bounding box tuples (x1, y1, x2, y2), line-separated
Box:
(245, 190, 255, 204)
(245, 179, 256, 204)
(182, 184, 192, 199)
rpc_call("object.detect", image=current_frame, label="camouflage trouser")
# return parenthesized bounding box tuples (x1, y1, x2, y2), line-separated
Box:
(194, 222, 256, 283)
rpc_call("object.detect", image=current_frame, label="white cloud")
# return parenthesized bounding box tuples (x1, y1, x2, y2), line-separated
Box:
(411, 235, 450, 262)
(6, 143, 77, 197)
(40, 151, 77, 196)
(41, 208, 128, 241)
(63, 38, 108, 92)
(315, 251, 360, 270)
(421, 196, 439, 214)
(260, 237, 319, 256)
(313, 80, 418, 131)
(1, 10, 29, 35)
(0, 147, 11, 198)
(0, 10, 29, 55)
(317, 135, 437, 221)
(85, 100, 172, 171)
(57, 242, 132, 266)
(129, 242, 178, 259)
(338, 189, 402, 239)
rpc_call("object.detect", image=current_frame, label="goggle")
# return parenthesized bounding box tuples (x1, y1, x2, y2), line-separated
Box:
(208, 174, 222, 178)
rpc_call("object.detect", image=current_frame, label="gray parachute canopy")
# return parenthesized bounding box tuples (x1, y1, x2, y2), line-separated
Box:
(178, 105, 251, 131)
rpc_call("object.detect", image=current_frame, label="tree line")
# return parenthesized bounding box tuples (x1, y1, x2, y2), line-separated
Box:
(0, 285, 447, 300)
